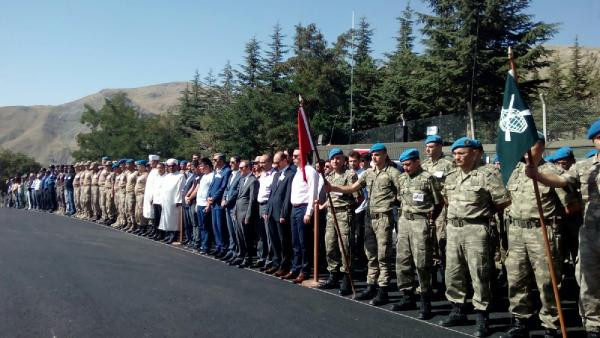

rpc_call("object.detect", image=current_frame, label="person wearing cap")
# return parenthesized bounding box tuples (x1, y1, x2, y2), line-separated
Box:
(142, 155, 161, 237)
(72, 163, 81, 216)
(526, 119, 600, 338)
(327, 142, 402, 306)
(318, 148, 360, 296)
(98, 157, 111, 222)
(133, 160, 149, 235)
(79, 162, 93, 219)
(586, 149, 598, 159)
(158, 158, 185, 244)
(90, 162, 102, 221)
(104, 163, 118, 225)
(549, 146, 575, 171)
(55, 167, 64, 214)
(421, 135, 454, 294)
(438, 137, 511, 337)
(113, 160, 128, 229)
(501, 132, 571, 338)
(124, 159, 139, 232)
(391, 148, 442, 319)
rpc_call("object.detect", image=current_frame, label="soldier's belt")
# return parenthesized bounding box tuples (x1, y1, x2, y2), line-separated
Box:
(402, 211, 428, 220)
(448, 217, 489, 227)
(370, 211, 392, 219)
(332, 206, 352, 212)
(511, 217, 560, 229)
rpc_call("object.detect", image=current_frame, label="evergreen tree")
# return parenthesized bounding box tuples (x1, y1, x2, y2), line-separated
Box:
(237, 37, 264, 88)
(545, 54, 566, 103)
(264, 23, 288, 91)
(219, 60, 237, 100)
(396, 3, 414, 55)
(567, 36, 592, 100)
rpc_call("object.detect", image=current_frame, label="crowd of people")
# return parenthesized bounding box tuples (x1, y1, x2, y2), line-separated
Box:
(3, 118, 600, 338)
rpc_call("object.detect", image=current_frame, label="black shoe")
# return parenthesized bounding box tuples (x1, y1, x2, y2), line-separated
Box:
(418, 292, 432, 320)
(208, 249, 219, 256)
(391, 289, 417, 311)
(474, 310, 489, 337)
(229, 258, 243, 266)
(439, 303, 468, 327)
(257, 263, 270, 271)
(499, 317, 528, 338)
(221, 252, 234, 261)
(318, 274, 339, 290)
(587, 331, 600, 338)
(355, 284, 378, 300)
(339, 274, 352, 296)
(238, 260, 251, 268)
(543, 328, 559, 338)
(369, 286, 389, 306)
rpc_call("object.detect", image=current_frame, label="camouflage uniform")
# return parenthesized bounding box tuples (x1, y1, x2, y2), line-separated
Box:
(562, 155, 600, 333)
(125, 169, 138, 229)
(91, 170, 100, 220)
(422, 155, 454, 247)
(98, 168, 109, 222)
(506, 161, 567, 330)
(395, 168, 442, 295)
(73, 170, 81, 215)
(134, 171, 148, 227)
(104, 170, 116, 223)
(325, 169, 359, 274)
(114, 171, 127, 227)
(357, 164, 402, 288)
(81, 169, 92, 219)
(443, 165, 510, 311)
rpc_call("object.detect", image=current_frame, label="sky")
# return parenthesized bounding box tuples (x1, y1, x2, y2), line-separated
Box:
(0, 0, 598, 106)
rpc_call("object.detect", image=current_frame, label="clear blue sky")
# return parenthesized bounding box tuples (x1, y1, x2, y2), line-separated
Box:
(0, 0, 598, 106)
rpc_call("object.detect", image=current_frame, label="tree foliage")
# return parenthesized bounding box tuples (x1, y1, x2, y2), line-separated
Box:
(0, 148, 41, 192)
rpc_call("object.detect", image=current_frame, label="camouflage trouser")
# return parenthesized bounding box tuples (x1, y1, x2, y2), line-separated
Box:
(105, 191, 116, 222)
(81, 185, 92, 218)
(395, 215, 433, 294)
(432, 206, 447, 264)
(116, 191, 126, 226)
(91, 185, 100, 219)
(135, 193, 147, 226)
(364, 211, 394, 287)
(506, 224, 562, 330)
(445, 221, 493, 311)
(577, 224, 600, 333)
(125, 193, 136, 226)
(325, 208, 353, 274)
(99, 187, 107, 220)
(74, 187, 80, 213)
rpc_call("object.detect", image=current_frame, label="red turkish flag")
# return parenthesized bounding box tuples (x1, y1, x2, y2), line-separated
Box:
(297, 102, 315, 182)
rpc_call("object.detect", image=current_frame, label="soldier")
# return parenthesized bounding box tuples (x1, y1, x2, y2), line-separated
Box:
(500, 132, 567, 338)
(124, 159, 138, 233)
(80, 162, 93, 219)
(318, 148, 360, 296)
(133, 160, 149, 235)
(55, 166, 64, 214)
(73, 163, 81, 217)
(104, 163, 118, 225)
(438, 137, 511, 337)
(328, 143, 402, 306)
(421, 135, 454, 294)
(98, 157, 110, 222)
(90, 162, 101, 221)
(116, 160, 129, 229)
(551, 147, 576, 171)
(526, 119, 600, 338)
(391, 148, 443, 320)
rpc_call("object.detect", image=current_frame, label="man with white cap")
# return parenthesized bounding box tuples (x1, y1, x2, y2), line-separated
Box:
(158, 158, 185, 244)
(142, 155, 160, 237)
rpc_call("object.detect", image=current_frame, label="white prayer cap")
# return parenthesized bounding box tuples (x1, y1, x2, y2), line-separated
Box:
(148, 154, 160, 161)
(166, 158, 178, 165)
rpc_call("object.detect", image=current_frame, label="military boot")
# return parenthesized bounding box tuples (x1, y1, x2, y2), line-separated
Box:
(439, 302, 468, 327)
(339, 274, 352, 296)
(499, 317, 528, 338)
(369, 286, 389, 306)
(390, 290, 416, 311)
(587, 331, 600, 338)
(543, 328, 559, 338)
(418, 292, 432, 320)
(317, 274, 339, 290)
(355, 284, 378, 301)
(474, 310, 489, 337)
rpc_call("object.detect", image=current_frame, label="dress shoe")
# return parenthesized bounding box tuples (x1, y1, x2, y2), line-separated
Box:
(293, 273, 307, 284)
(265, 266, 279, 274)
(221, 252, 234, 261)
(208, 248, 219, 256)
(282, 271, 299, 280)
(238, 260, 251, 268)
(256, 263, 269, 270)
(229, 258, 243, 266)
(273, 269, 288, 278)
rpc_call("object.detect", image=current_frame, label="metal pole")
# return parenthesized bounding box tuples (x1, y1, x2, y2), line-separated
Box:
(540, 93, 547, 140)
(349, 11, 355, 142)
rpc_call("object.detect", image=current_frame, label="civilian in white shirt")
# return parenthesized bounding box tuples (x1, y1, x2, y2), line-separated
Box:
(190, 158, 215, 254)
(255, 154, 276, 269)
(288, 149, 319, 284)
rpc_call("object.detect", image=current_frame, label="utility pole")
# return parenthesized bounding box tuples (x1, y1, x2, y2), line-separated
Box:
(349, 11, 355, 143)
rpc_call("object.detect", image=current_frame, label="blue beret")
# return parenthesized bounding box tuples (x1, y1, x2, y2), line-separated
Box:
(125, 159, 134, 164)
(552, 147, 573, 161)
(111, 163, 119, 169)
(101, 156, 111, 161)
(135, 160, 147, 166)
(369, 143, 387, 153)
(424, 135, 442, 145)
(451, 137, 481, 151)
(586, 149, 598, 158)
(328, 147, 343, 160)
(543, 155, 555, 163)
(399, 148, 419, 162)
(588, 119, 600, 139)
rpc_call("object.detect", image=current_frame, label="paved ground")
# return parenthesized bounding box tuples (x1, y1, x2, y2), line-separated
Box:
(0, 207, 584, 337)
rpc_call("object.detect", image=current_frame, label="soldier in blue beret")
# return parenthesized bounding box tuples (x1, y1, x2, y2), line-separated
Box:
(551, 146, 575, 171)
(424, 135, 443, 145)
(587, 118, 600, 140)
(587, 149, 598, 158)
(392, 147, 443, 320)
(369, 143, 386, 153)
(328, 147, 343, 160)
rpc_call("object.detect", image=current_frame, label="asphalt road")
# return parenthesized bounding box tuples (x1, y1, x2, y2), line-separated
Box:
(0, 207, 583, 337)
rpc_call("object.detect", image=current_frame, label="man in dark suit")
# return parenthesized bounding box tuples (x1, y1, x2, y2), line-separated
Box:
(222, 156, 242, 262)
(234, 160, 259, 268)
(266, 151, 296, 277)
(207, 153, 232, 257)
(181, 160, 199, 247)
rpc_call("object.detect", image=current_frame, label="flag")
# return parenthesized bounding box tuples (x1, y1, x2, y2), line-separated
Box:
(496, 70, 539, 185)
(297, 101, 315, 182)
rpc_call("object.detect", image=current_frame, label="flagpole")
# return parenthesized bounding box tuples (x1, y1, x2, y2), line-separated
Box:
(508, 47, 567, 338)
(298, 96, 356, 298)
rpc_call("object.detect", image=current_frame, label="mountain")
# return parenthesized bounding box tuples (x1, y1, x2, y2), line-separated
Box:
(0, 82, 188, 165)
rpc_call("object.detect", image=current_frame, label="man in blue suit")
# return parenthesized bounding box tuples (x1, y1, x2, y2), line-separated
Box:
(207, 153, 232, 258)
(221, 156, 242, 262)
(181, 160, 198, 247)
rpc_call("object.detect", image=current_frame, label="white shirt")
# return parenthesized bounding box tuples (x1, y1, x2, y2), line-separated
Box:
(196, 171, 214, 207)
(290, 164, 319, 216)
(32, 179, 41, 191)
(257, 168, 276, 203)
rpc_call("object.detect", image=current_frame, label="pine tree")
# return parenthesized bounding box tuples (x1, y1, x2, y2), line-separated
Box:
(396, 3, 414, 55)
(355, 17, 373, 64)
(264, 23, 288, 92)
(237, 37, 263, 88)
(567, 36, 592, 100)
(219, 60, 236, 98)
(545, 54, 566, 103)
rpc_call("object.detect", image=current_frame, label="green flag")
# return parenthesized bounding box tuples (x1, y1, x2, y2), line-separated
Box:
(496, 71, 539, 185)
